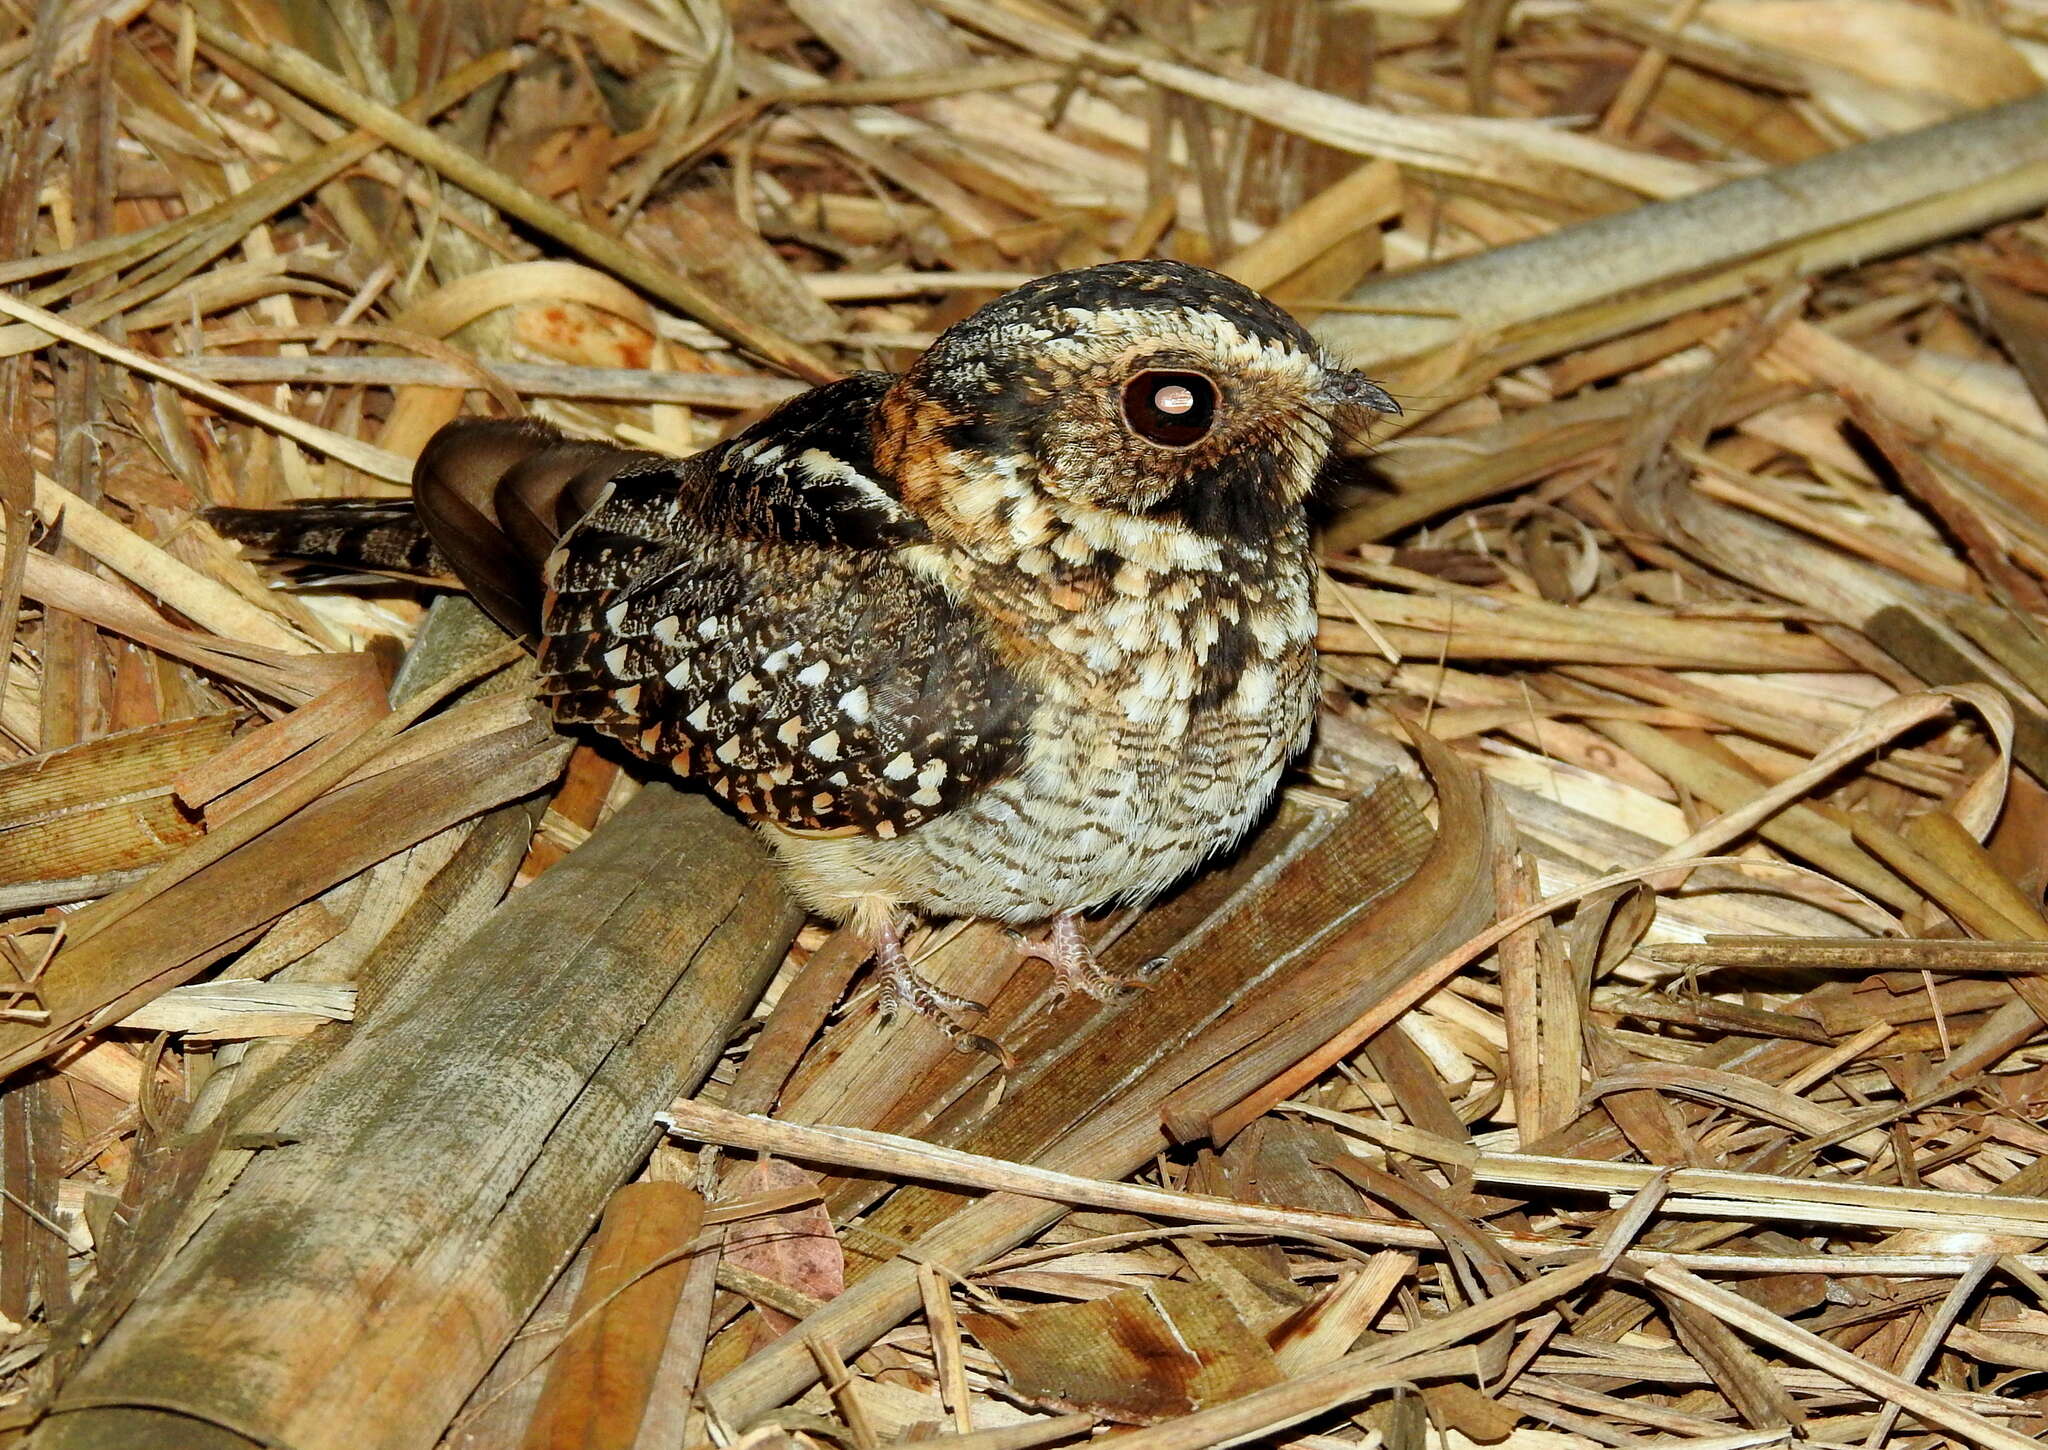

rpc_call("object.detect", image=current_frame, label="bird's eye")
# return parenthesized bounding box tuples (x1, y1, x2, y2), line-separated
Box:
(1121, 370, 1218, 448)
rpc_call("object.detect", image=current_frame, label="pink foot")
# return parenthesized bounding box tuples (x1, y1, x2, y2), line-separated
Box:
(873, 920, 1011, 1066)
(1016, 912, 1145, 1007)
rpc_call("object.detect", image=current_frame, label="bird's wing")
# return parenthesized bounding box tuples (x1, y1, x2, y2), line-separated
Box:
(517, 377, 1035, 837)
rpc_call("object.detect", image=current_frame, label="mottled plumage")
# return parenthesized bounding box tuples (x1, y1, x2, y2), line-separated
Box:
(202, 497, 451, 584)
(530, 376, 1032, 839)
(209, 260, 1397, 1038)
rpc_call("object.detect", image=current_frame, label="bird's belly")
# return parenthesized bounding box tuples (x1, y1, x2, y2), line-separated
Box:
(764, 683, 1309, 925)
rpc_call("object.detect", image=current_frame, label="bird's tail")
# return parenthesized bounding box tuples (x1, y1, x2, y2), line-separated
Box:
(204, 498, 448, 585)
(207, 418, 654, 646)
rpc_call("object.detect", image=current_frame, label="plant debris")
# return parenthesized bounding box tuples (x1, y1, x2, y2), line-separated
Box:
(3, 3, 2048, 1448)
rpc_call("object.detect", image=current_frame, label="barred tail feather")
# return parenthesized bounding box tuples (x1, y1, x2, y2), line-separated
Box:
(209, 419, 657, 647)
(203, 499, 449, 583)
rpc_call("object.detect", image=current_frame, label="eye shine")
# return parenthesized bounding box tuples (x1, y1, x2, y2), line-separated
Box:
(1122, 370, 1218, 447)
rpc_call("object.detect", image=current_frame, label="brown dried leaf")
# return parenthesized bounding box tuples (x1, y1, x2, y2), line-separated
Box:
(962, 1280, 1282, 1423)
(723, 1158, 845, 1335)
(0, 715, 234, 883)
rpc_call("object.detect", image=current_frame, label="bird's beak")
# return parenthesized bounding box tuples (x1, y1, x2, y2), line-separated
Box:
(1311, 367, 1401, 414)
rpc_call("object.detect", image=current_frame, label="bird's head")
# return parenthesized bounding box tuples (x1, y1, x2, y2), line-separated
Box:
(876, 260, 1396, 560)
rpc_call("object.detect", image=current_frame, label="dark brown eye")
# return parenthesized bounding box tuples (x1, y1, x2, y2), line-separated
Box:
(1121, 370, 1217, 448)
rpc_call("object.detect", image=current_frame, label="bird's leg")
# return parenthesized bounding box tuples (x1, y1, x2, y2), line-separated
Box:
(873, 916, 987, 1033)
(1017, 910, 1143, 1006)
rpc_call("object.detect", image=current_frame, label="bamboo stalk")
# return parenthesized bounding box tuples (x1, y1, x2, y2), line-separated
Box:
(31, 783, 800, 1450)
(519, 1183, 704, 1450)
(1313, 94, 2048, 378)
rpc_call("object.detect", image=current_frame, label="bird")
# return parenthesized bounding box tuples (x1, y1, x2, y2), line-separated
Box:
(208, 260, 1398, 1047)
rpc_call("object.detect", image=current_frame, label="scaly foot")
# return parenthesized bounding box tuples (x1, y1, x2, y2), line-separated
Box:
(1016, 911, 1145, 1007)
(873, 920, 1011, 1065)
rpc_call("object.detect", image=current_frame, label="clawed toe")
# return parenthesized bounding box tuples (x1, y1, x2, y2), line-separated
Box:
(1017, 912, 1145, 1005)
(863, 909, 1135, 1070)
(873, 921, 1010, 1066)
(874, 927, 984, 1023)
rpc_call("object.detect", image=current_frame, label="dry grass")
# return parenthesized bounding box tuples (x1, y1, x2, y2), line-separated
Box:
(3, 2, 2048, 1447)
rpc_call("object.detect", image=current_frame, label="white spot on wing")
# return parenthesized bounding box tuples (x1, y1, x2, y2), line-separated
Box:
(796, 448, 911, 521)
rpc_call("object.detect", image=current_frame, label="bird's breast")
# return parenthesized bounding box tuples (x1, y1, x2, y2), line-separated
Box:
(937, 509, 1318, 723)
(761, 507, 1321, 923)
